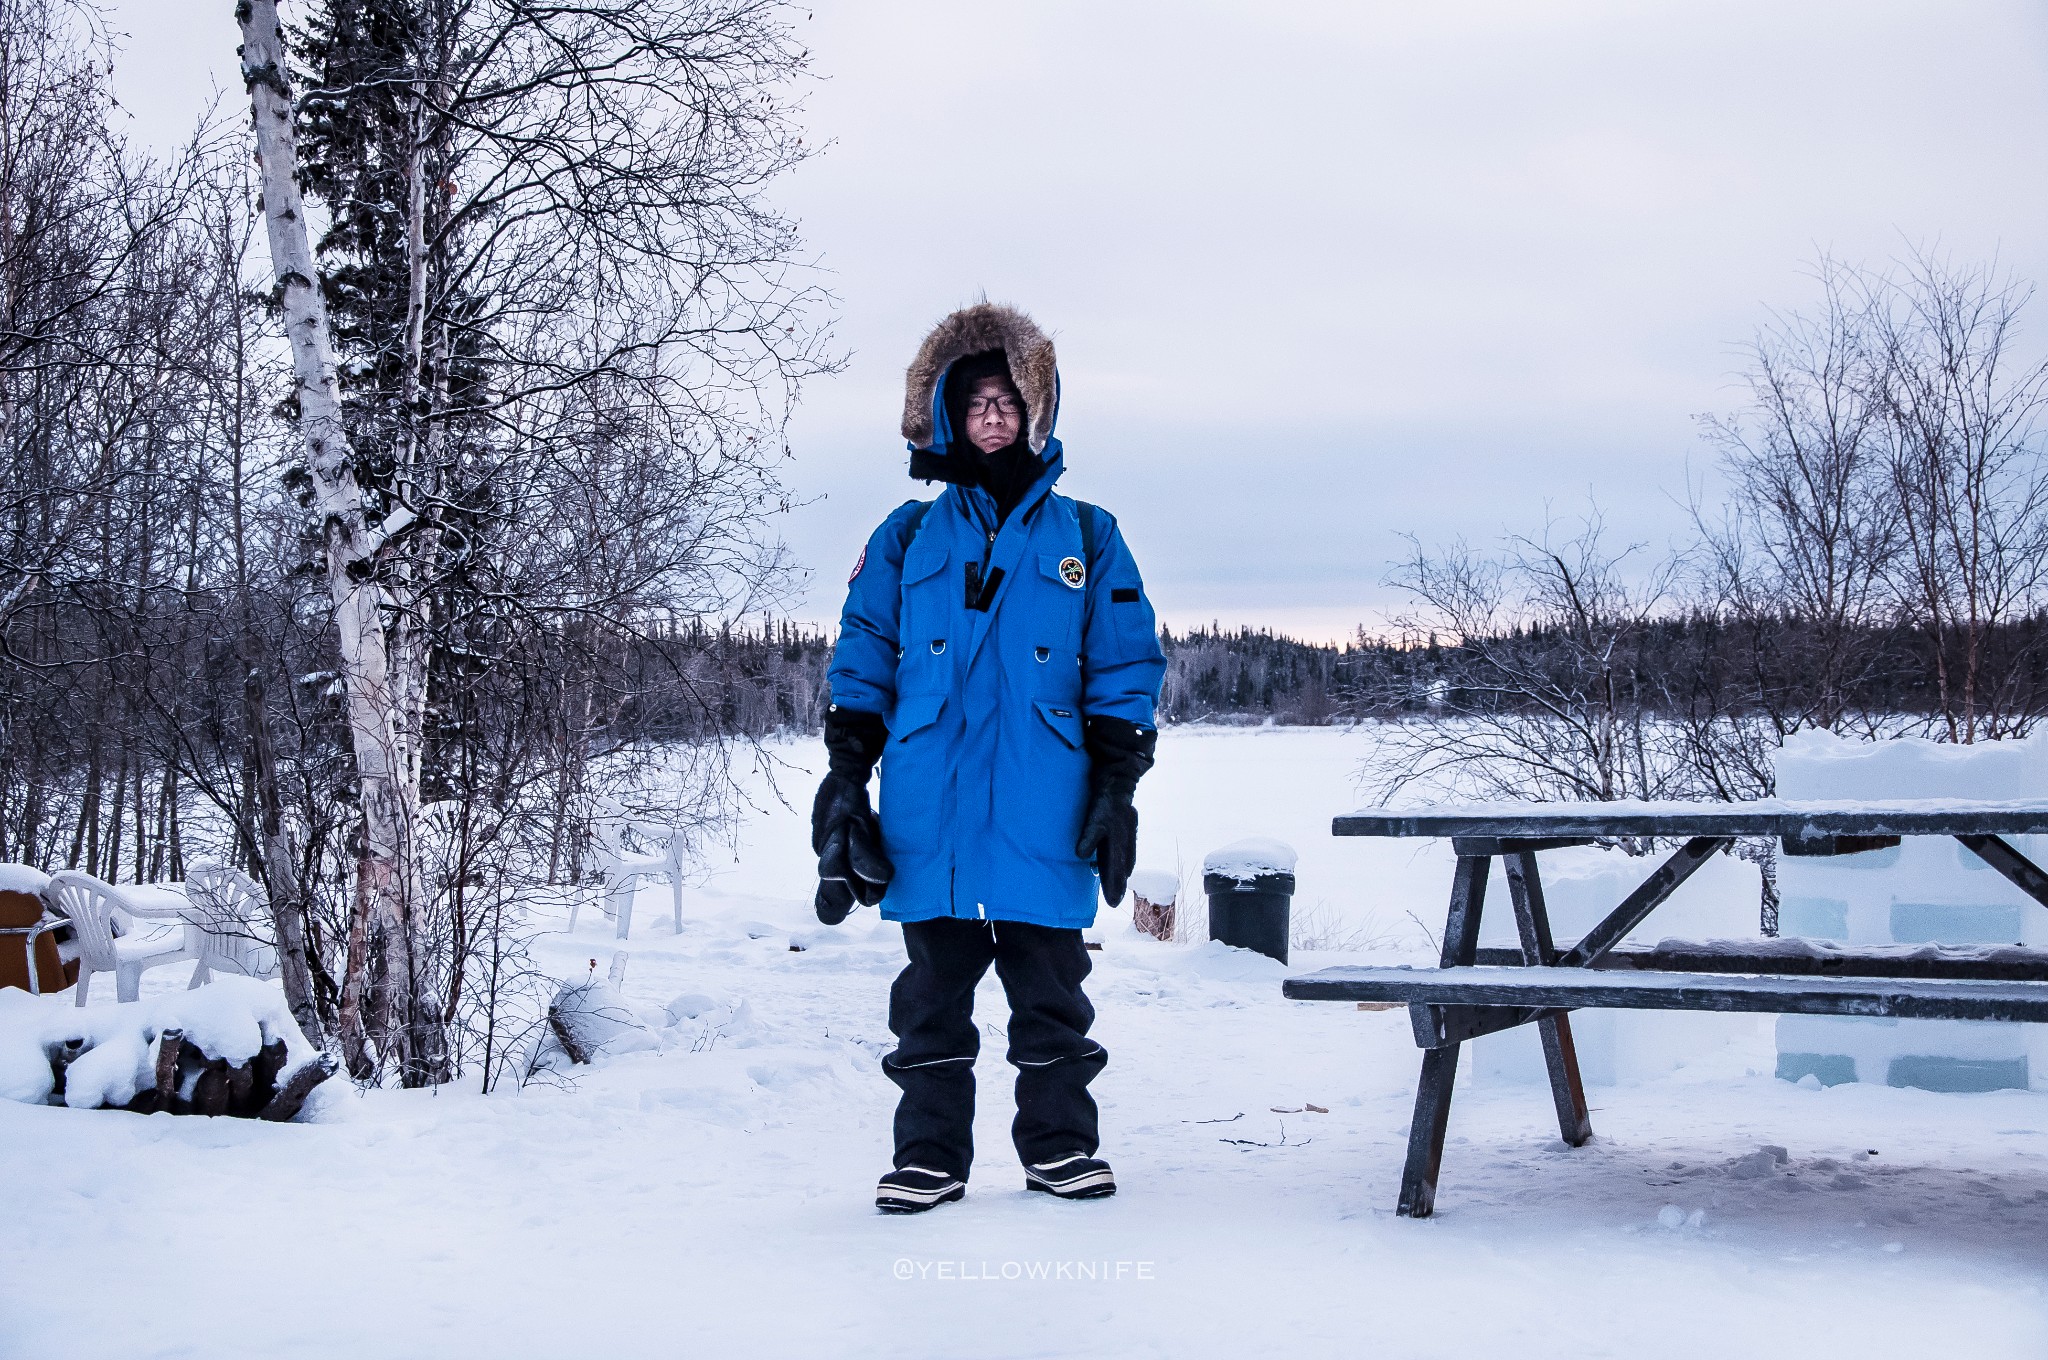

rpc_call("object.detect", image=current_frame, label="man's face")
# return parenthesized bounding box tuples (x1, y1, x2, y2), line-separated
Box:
(964, 373, 1023, 454)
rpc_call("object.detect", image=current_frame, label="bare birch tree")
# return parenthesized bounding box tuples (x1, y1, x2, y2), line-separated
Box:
(1870, 250, 2048, 742)
(238, 0, 432, 1083)
(1702, 251, 2048, 746)
(1694, 255, 1902, 739)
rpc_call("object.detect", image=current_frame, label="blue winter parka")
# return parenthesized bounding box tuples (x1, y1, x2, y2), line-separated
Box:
(826, 312, 1166, 929)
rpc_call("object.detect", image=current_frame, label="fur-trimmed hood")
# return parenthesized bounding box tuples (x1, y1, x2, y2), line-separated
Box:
(901, 303, 1061, 463)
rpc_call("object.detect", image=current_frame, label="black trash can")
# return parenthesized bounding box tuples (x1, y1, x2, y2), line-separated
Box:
(1204, 869, 1295, 965)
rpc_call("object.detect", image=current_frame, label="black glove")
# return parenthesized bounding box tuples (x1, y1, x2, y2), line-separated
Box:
(1074, 715, 1157, 907)
(812, 707, 892, 924)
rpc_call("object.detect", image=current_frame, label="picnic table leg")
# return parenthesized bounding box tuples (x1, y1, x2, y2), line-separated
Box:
(1534, 1017, 1592, 1145)
(1398, 1045, 1461, 1218)
(1397, 853, 1490, 1218)
(1504, 852, 1593, 1147)
(1439, 852, 1490, 968)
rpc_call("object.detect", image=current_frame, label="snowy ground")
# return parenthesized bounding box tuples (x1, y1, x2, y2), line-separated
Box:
(8, 727, 2048, 1358)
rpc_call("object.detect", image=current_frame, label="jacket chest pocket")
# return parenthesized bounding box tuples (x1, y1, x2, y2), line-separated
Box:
(899, 540, 952, 671)
(1026, 552, 1085, 653)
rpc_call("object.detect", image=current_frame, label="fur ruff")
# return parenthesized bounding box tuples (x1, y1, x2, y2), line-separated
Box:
(901, 303, 1058, 455)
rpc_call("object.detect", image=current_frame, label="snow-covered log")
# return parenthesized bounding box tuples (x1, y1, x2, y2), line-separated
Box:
(523, 983, 765, 1079)
(540, 980, 661, 1068)
(0, 976, 334, 1120)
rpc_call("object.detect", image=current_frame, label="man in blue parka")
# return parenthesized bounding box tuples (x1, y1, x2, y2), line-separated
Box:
(812, 303, 1167, 1213)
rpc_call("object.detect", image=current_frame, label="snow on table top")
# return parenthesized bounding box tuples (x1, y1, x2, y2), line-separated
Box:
(1284, 964, 2048, 1019)
(0, 862, 50, 894)
(1335, 797, 2048, 837)
(1296, 962, 2048, 991)
(1642, 936, 2043, 964)
(1202, 836, 1298, 879)
(118, 883, 190, 916)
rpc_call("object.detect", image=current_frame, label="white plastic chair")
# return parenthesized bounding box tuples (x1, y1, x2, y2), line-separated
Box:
(41, 870, 195, 1005)
(569, 803, 685, 939)
(182, 860, 280, 985)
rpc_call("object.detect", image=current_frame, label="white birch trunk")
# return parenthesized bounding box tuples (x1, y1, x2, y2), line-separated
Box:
(390, 93, 434, 801)
(237, 0, 433, 1083)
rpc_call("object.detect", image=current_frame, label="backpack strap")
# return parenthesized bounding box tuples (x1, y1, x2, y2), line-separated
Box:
(896, 497, 936, 547)
(1068, 498, 1103, 668)
(1073, 498, 1103, 571)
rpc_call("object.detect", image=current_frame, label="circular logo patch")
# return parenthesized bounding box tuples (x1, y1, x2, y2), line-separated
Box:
(848, 545, 867, 583)
(1059, 556, 1085, 589)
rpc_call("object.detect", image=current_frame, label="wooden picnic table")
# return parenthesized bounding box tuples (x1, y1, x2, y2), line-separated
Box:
(1283, 799, 2048, 1217)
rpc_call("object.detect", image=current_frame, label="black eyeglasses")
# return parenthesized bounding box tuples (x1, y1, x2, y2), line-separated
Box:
(965, 395, 1021, 418)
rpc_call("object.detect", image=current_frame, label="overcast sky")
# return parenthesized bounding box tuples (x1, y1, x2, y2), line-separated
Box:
(108, 1, 2048, 640)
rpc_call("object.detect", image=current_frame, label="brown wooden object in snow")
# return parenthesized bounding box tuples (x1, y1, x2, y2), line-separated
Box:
(1132, 890, 1175, 942)
(0, 885, 72, 994)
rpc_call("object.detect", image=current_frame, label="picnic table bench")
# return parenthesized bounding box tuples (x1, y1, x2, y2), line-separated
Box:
(1282, 799, 2048, 1217)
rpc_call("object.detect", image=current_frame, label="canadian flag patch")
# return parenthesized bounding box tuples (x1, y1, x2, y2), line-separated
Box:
(848, 545, 867, 583)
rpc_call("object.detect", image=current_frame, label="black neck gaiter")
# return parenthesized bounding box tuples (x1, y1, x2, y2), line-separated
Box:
(963, 439, 1042, 527)
(940, 348, 1042, 528)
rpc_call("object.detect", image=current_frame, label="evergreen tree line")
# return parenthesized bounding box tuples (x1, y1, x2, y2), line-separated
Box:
(1135, 612, 2048, 737)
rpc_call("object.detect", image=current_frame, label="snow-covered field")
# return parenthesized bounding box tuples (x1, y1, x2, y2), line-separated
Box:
(8, 726, 2048, 1359)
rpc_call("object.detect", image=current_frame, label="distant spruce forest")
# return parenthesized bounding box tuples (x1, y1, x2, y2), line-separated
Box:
(627, 620, 1367, 736)
(653, 613, 2048, 740)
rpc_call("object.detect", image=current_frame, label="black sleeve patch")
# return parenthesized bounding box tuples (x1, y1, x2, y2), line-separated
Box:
(1111, 587, 1140, 604)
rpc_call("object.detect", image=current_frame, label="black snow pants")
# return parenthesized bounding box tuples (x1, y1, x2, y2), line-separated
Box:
(883, 916, 1107, 1180)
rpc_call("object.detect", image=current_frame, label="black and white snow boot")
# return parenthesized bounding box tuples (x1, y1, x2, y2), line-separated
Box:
(876, 1166, 966, 1214)
(1024, 1155, 1116, 1200)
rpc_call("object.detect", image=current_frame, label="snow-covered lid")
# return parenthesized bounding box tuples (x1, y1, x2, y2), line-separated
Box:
(0, 863, 49, 895)
(1128, 870, 1179, 905)
(1202, 837, 1298, 881)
